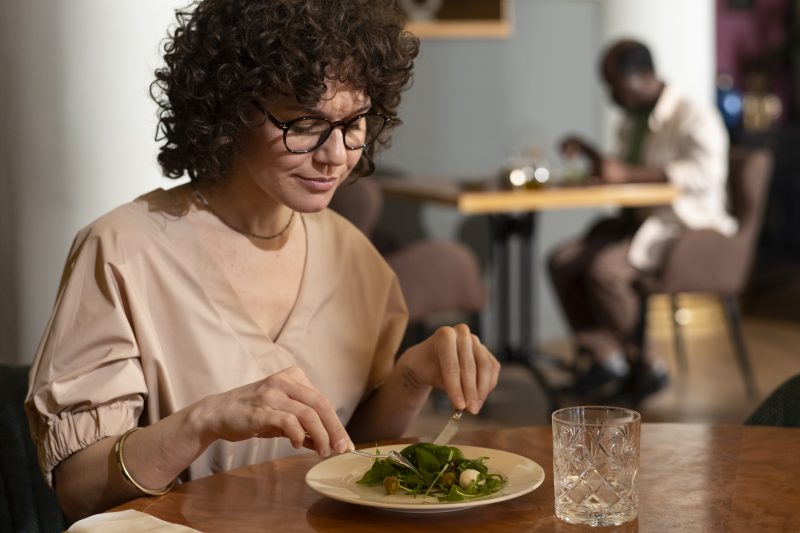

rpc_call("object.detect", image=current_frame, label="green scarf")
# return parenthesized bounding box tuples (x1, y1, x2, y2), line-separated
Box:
(624, 113, 650, 165)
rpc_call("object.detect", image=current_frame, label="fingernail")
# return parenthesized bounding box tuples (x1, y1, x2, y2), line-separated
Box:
(320, 447, 331, 458)
(347, 439, 355, 452)
(468, 400, 480, 414)
(335, 438, 348, 454)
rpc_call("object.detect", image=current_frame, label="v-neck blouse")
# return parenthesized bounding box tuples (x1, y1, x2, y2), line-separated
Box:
(25, 187, 408, 486)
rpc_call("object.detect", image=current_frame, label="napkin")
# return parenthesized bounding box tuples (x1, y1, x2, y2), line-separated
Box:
(67, 510, 201, 532)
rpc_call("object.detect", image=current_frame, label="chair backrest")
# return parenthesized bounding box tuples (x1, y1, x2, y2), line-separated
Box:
(328, 178, 384, 240)
(745, 373, 800, 427)
(647, 147, 773, 295)
(726, 147, 774, 292)
(0, 365, 66, 532)
(729, 147, 774, 242)
(385, 240, 488, 321)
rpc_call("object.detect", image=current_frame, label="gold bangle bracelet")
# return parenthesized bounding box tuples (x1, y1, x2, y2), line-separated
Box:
(114, 427, 175, 496)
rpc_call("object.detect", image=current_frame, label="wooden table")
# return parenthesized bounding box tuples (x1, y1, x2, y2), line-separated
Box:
(114, 424, 800, 532)
(378, 179, 678, 214)
(379, 178, 678, 406)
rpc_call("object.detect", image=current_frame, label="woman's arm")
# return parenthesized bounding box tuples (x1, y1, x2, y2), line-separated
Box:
(54, 366, 353, 522)
(347, 324, 500, 444)
(54, 406, 208, 521)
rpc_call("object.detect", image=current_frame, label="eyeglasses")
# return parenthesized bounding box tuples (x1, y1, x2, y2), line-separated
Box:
(258, 104, 393, 154)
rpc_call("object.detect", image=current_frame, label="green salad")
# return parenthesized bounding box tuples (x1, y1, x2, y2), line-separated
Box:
(356, 443, 506, 502)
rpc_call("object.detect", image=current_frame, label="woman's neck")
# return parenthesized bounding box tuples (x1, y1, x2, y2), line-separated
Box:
(194, 175, 294, 241)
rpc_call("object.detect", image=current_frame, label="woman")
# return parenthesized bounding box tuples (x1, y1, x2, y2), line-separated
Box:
(25, 0, 500, 522)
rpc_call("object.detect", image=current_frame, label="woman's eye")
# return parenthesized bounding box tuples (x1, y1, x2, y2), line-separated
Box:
(348, 118, 367, 132)
(291, 122, 328, 135)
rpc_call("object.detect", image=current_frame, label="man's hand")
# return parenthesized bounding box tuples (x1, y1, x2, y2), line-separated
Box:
(599, 158, 630, 184)
(560, 135, 602, 177)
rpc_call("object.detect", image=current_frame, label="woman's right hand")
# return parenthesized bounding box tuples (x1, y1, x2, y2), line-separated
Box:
(196, 366, 353, 457)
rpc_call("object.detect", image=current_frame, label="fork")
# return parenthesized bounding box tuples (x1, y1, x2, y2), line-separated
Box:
(350, 449, 425, 479)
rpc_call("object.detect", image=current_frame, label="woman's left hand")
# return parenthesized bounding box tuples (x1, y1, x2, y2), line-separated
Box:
(397, 324, 500, 414)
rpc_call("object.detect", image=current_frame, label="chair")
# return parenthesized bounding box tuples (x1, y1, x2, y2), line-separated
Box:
(0, 364, 67, 532)
(633, 147, 773, 399)
(330, 179, 488, 340)
(745, 373, 800, 427)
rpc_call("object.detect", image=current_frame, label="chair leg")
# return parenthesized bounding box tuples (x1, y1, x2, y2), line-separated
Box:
(721, 294, 757, 399)
(670, 295, 689, 378)
(622, 294, 651, 408)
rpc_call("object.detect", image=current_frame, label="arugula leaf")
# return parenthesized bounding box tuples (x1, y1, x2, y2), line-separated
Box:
(355, 444, 507, 501)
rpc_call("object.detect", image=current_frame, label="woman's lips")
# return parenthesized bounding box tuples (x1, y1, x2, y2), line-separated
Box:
(296, 175, 338, 193)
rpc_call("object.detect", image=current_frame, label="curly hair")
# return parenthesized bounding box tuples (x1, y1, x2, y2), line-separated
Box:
(152, 0, 419, 182)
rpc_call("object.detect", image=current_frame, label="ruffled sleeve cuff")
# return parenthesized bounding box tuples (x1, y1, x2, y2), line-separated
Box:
(28, 397, 143, 488)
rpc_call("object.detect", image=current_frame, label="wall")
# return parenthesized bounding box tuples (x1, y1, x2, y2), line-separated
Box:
(717, 0, 788, 84)
(0, 1, 185, 365)
(0, 0, 15, 364)
(716, 0, 791, 114)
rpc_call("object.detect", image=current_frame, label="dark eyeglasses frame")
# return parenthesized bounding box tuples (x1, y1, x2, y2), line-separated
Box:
(255, 103, 393, 154)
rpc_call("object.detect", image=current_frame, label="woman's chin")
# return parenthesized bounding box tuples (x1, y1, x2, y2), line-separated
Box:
(288, 194, 336, 214)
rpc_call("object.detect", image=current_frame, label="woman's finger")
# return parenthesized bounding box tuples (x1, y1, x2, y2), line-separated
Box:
(433, 327, 467, 411)
(472, 335, 500, 407)
(454, 324, 479, 414)
(260, 367, 352, 456)
(280, 378, 352, 456)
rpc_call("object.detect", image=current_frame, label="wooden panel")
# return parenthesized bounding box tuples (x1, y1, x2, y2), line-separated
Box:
(436, 0, 503, 19)
(404, 0, 511, 39)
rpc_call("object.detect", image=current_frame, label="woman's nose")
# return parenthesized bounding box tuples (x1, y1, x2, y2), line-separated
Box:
(314, 127, 348, 166)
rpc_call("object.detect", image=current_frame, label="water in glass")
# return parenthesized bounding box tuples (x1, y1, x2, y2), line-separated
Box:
(552, 406, 640, 526)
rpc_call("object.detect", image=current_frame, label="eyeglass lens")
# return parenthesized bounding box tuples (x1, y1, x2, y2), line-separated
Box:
(285, 114, 386, 152)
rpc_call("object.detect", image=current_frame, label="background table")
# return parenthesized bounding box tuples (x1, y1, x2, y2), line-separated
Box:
(379, 178, 678, 406)
(114, 424, 800, 532)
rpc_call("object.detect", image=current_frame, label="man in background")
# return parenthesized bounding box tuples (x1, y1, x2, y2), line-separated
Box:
(549, 39, 735, 403)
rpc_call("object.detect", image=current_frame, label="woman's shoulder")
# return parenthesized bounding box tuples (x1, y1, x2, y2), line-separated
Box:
(74, 187, 190, 260)
(81, 188, 183, 233)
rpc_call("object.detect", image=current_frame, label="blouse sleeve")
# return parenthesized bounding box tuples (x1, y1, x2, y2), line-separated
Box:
(362, 273, 408, 398)
(25, 225, 146, 487)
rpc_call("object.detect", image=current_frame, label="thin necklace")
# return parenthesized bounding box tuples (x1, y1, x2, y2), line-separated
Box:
(192, 185, 295, 241)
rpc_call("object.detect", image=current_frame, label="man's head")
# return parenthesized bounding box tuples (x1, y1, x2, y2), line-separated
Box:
(600, 40, 663, 113)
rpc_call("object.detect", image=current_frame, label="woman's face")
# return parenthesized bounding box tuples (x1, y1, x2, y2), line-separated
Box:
(232, 82, 370, 213)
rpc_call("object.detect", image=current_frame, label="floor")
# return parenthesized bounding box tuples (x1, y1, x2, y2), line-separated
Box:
(405, 290, 800, 439)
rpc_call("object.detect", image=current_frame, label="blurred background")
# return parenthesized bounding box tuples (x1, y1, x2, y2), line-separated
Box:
(2, 0, 799, 428)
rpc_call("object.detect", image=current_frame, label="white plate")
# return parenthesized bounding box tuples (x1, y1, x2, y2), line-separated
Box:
(305, 444, 545, 513)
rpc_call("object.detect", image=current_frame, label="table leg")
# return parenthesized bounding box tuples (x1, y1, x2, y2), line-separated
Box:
(519, 212, 534, 352)
(489, 212, 559, 411)
(490, 215, 512, 357)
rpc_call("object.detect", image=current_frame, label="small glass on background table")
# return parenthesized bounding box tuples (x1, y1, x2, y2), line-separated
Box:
(552, 406, 640, 526)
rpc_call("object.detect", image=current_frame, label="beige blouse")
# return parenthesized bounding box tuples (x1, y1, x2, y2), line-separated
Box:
(25, 188, 408, 486)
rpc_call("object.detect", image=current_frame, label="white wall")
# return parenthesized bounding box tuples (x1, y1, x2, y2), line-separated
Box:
(1, 1, 185, 364)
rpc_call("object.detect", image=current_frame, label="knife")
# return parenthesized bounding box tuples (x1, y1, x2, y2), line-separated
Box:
(432, 410, 463, 445)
